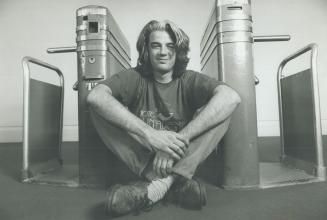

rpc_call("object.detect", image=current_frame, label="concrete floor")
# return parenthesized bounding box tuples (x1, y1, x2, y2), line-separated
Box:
(1, 141, 327, 220)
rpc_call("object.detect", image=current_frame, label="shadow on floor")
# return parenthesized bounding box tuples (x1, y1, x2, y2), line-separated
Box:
(87, 202, 108, 220)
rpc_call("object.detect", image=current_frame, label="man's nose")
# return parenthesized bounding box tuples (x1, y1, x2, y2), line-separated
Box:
(159, 46, 168, 55)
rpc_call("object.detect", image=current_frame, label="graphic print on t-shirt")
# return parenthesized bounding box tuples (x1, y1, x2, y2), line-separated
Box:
(139, 110, 186, 132)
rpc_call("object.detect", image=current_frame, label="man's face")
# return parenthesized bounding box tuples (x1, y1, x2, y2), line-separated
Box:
(148, 30, 176, 74)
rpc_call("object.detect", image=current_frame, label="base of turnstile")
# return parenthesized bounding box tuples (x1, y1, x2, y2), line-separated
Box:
(260, 162, 323, 189)
(22, 162, 79, 188)
(23, 162, 324, 189)
(22, 162, 324, 189)
(22, 141, 325, 189)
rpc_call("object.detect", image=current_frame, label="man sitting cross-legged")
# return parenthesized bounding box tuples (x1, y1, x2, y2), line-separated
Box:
(87, 19, 241, 217)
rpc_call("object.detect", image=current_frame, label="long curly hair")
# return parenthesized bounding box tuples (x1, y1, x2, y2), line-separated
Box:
(136, 20, 190, 78)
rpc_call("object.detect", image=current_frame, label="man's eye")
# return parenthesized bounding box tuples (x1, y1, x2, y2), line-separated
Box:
(167, 45, 175, 49)
(151, 44, 160, 48)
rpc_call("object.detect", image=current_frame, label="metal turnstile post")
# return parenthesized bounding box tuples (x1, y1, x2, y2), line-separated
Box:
(75, 5, 132, 187)
(201, 0, 259, 189)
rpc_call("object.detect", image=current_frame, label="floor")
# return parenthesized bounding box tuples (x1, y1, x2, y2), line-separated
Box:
(1, 142, 327, 220)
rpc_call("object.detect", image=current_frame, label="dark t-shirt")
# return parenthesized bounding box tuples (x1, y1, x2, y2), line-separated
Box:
(100, 68, 223, 132)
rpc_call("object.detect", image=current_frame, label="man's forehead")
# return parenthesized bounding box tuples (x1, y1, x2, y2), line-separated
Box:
(149, 30, 174, 43)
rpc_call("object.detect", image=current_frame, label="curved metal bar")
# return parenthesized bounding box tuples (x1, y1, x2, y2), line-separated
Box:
(277, 43, 325, 179)
(22, 56, 65, 175)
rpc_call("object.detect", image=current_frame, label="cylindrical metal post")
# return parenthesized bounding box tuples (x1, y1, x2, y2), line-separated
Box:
(201, 0, 259, 189)
(76, 6, 112, 187)
(76, 5, 131, 187)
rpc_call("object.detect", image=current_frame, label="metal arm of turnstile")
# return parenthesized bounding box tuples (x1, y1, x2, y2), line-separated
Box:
(252, 35, 290, 85)
(47, 47, 77, 53)
(46, 47, 79, 90)
(277, 43, 325, 178)
(22, 56, 65, 174)
(253, 35, 290, 42)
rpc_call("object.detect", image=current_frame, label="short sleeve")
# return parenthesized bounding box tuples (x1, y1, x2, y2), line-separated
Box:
(99, 69, 140, 107)
(183, 71, 226, 110)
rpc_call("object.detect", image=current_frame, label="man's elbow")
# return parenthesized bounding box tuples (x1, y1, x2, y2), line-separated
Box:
(86, 92, 94, 108)
(230, 88, 241, 106)
(86, 87, 98, 107)
(86, 84, 111, 108)
(215, 85, 241, 106)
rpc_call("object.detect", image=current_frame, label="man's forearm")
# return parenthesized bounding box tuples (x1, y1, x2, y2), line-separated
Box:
(87, 84, 188, 158)
(87, 84, 152, 142)
(179, 85, 241, 141)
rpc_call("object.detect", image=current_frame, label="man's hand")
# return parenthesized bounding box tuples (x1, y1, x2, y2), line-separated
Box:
(144, 129, 189, 160)
(153, 151, 175, 178)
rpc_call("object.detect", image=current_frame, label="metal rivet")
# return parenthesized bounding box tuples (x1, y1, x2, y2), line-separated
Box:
(89, 57, 95, 63)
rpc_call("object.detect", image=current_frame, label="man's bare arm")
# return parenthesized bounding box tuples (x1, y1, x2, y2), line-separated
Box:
(179, 84, 241, 142)
(86, 84, 187, 160)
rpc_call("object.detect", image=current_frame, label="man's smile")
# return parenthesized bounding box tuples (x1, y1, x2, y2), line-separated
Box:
(157, 59, 170, 63)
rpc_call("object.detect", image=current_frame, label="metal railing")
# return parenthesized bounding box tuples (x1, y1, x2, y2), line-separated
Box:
(22, 56, 65, 176)
(277, 43, 325, 179)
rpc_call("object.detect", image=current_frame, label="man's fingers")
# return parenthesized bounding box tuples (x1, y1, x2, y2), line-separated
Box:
(161, 159, 168, 177)
(155, 158, 162, 177)
(153, 151, 175, 178)
(153, 156, 159, 174)
(173, 138, 188, 151)
(167, 159, 173, 174)
(168, 132, 189, 147)
(175, 141, 188, 155)
(176, 134, 189, 146)
(169, 144, 185, 158)
(166, 148, 181, 161)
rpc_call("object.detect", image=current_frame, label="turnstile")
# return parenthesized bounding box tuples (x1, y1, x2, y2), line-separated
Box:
(200, 0, 325, 189)
(22, 5, 133, 188)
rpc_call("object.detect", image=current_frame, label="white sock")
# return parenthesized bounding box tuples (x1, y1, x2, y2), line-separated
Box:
(147, 175, 175, 203)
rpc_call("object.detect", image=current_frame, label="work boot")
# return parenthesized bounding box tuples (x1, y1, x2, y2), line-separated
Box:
(105, 181, 153, 217)
(167, 177, 206, 210)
